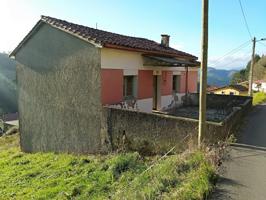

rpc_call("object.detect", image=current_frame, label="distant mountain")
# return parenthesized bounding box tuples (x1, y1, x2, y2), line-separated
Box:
(207, 67, 238, 86)
(0, 53, 17, 115)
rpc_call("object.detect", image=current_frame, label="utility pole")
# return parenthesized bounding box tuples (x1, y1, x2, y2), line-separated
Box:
(198, 0, 209, 148)
(248, 37, 256, 96)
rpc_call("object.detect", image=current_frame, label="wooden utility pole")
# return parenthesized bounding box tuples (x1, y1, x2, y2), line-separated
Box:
(248, 37, 256, 96)
(198, 0, 209, 148)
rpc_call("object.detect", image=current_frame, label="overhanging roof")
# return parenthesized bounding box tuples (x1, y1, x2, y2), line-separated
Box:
(10, 15, 199, 60)
(143, 55, 200, 67)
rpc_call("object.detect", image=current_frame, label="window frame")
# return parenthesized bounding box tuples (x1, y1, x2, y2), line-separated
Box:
(123, 75, 137, 99)
(172, 75, 181, 93)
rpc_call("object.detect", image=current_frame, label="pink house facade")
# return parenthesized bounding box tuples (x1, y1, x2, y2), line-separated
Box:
(101, 46, 199, 113)
(12, 16, 199, 115)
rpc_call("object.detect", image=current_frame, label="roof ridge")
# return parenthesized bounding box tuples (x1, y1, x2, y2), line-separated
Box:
(41, 15, 157, 43)
(40, 15, 197, 59)
(11, 15, 198, 60)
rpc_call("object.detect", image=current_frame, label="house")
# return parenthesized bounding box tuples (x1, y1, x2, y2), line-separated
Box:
(10, 16, 199, 153)
(252, 80, 266, 92)
(208, 84, 248, 96)
(207, 85, 218, 93)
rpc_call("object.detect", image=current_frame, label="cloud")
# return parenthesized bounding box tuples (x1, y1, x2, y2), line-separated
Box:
(208, 52, 251, 70)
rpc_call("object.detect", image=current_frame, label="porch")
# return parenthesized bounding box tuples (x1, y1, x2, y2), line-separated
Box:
(105, 54, 199, 113)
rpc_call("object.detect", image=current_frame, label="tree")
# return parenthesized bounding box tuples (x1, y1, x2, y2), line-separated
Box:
(231, 69, 246, 84)
(258, 56, 266, 67)
(245, 54, 261, 80)
(230, 54, 261, 84)
(252, 55, 266, 80)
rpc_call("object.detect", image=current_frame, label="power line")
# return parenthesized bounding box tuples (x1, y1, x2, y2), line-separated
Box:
(209, 40, 250, 66)
(209, 40, 251, 67)
(238, 0, 253, 39)
(258, 41, 266, 48)
(212, 48, 251, 69)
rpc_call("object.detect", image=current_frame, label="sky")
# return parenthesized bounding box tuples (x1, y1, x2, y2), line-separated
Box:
(1, 0, 266, 70)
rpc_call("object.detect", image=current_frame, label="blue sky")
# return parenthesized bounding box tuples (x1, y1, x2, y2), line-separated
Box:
(1, 0, 266, 69)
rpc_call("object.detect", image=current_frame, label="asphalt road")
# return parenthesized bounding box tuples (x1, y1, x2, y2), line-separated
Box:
(209, 104, 266, 200)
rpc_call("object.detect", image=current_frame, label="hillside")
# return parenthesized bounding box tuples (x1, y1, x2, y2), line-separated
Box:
(253, 56, 266, 80)
(230, 55, 266, 84)
(207, 67, 238, 86)
(0, 134, 216, 199)
(0, 53, 17, 115)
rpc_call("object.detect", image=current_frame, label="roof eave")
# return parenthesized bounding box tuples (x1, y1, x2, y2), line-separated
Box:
(9, 20, 43, 58)
(142, 55, 199, 67)
(41, 20, 103, 48)
(103, 43, 198, 61)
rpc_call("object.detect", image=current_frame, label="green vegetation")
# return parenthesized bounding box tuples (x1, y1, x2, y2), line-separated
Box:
(253, 92, 266, 105)
(230, 54, 266, 85)
(0, 134, 216, 200)
(230, 68, 249, 84)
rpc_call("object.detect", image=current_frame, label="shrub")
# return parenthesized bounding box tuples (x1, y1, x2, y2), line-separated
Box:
(253, 92, 266, 105)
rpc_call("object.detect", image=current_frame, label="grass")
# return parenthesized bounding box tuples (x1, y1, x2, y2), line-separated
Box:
(253, 92, 266, 105)
(0, 134, 216, 200)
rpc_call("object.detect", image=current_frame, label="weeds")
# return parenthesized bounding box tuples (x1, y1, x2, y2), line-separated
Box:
(253, 92, 266, 105)
(0, 134, 216, 200)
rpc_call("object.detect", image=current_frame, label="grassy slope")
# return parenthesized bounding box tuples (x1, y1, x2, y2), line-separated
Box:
(0, 134, 216, 200)
(253, 92, 266, 105)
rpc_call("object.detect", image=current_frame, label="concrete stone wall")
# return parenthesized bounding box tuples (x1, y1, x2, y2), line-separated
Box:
(183, 93, 252, 108)
(15, 23, 102, 154)
(101, 107, 198, 155)
(102, 95, 252, 155)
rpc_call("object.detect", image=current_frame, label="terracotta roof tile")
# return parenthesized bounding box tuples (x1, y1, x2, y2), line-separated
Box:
(212, 84, 248, 92)
(228, 84, 248, 92)
(207, 86, 219, 92)
(41, 16, 197, 59)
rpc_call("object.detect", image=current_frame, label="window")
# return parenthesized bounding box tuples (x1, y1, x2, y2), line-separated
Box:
(172, 75, 181, 92)
(229, 92, 234, 95)
(123, 76, 136, 98)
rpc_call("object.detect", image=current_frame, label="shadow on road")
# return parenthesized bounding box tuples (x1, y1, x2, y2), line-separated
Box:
(209, 104, 266, 200)
(237, 104, 266, 148)
(209, 177, 245, 200)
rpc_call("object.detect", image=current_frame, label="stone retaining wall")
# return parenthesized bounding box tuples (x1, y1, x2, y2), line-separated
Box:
(101, 95, 252, 155)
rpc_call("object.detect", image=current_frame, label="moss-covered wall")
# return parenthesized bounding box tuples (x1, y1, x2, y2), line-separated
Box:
(102, 107, 198, 155)
(15, 23, 102, 153)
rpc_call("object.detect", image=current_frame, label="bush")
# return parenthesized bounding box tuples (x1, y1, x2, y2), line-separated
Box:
(253, 92, 266, 105)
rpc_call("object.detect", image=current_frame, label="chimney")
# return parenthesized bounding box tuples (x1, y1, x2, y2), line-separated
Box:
(161, 34, 170, 47)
